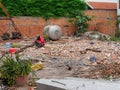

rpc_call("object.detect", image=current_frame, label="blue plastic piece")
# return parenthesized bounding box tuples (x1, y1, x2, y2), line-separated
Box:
(89, 56, 97, 62)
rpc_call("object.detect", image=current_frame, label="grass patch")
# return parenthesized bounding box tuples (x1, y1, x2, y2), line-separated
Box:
(110, 36, 120, 42)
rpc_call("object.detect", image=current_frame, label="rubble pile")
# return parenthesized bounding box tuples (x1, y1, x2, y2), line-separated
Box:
(73, 62, 120, 79)
(20, 37, 120, 65)
(1, 37, 120, 79)
(95, 63, 120, 79)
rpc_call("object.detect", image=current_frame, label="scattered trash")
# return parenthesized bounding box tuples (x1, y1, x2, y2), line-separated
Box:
(80, 48, 101, 54)
(90, 42, 94, 45)
(8, 48, 19, 54)
(35, 35, 45, 48)
(85, 31, 111, 40)
(0, 36, 120, 81)
(66, 64, 72, 70)
(6, 42, 11, 48)
(11, 43, 21, 48)
(31, 62, 43, 71)
(86, 48, 101, 53)
(29, 86, 36, 90)
(89, 34, 100, 40)
(89, 56, 97, 62)
(50, 57, 58, 62)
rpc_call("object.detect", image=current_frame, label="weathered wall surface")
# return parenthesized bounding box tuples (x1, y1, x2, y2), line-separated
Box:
(0, 17, 76, 37)
(0, 10, 117, 37)
(85, 10, 117, 35)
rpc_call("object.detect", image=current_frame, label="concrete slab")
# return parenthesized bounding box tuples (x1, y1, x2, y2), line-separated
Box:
(36, 78, 120, 90)
(36, 79, 82, 90)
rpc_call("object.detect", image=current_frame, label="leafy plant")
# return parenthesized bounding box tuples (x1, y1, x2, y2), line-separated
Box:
(73, 12, 92, 36)
(0, 54, 32, 86)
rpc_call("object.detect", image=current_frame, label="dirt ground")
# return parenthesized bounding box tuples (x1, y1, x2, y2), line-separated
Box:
(1, 36, 120, 89)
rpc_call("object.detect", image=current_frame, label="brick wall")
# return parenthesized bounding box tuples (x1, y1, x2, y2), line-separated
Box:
(85, 10, 117, 35)
(12, 17, 46, 37)
(0, 10, 117, 37)
(0, 17, 77, 37)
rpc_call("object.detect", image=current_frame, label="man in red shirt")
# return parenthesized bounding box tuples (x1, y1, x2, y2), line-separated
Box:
(35, 35, 45, 48)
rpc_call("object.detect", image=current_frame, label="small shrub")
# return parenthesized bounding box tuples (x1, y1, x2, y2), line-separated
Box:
(73, 12, 92, 36)
(0, 54, 32, 86)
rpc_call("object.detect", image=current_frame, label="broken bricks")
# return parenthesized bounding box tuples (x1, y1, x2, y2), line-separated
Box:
(1, 36, 120, 80)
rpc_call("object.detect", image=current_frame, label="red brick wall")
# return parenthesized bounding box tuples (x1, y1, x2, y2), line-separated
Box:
(85, 10, 117, 35)
(0, 10, 117, 37)
(48, 18, 76, 36)
(0, 17, 77, 37)
(12, 17, 46, 37)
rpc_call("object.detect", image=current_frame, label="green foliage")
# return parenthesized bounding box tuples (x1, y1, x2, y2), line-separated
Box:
(0, 54, 32, 86)
(115, 30, 120, 37)
(117, 20, 120, 25)
(110, 35, 120, 41)
(110, 30, 120, 41)
(0, 0, 87, 19)
(11, 44, 21, 48)
(73, 12, 92, 36)
(43, 35, 50, 42)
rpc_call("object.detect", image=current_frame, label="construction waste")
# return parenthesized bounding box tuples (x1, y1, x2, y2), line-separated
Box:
(0, 34, 120, 80)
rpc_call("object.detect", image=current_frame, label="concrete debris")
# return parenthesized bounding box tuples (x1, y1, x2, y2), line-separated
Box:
(36, 78, 120, 90)
(85, 31, 111, 40)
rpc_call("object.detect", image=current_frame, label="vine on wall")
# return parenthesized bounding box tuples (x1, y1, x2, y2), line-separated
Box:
(0, 0, 87, 19)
